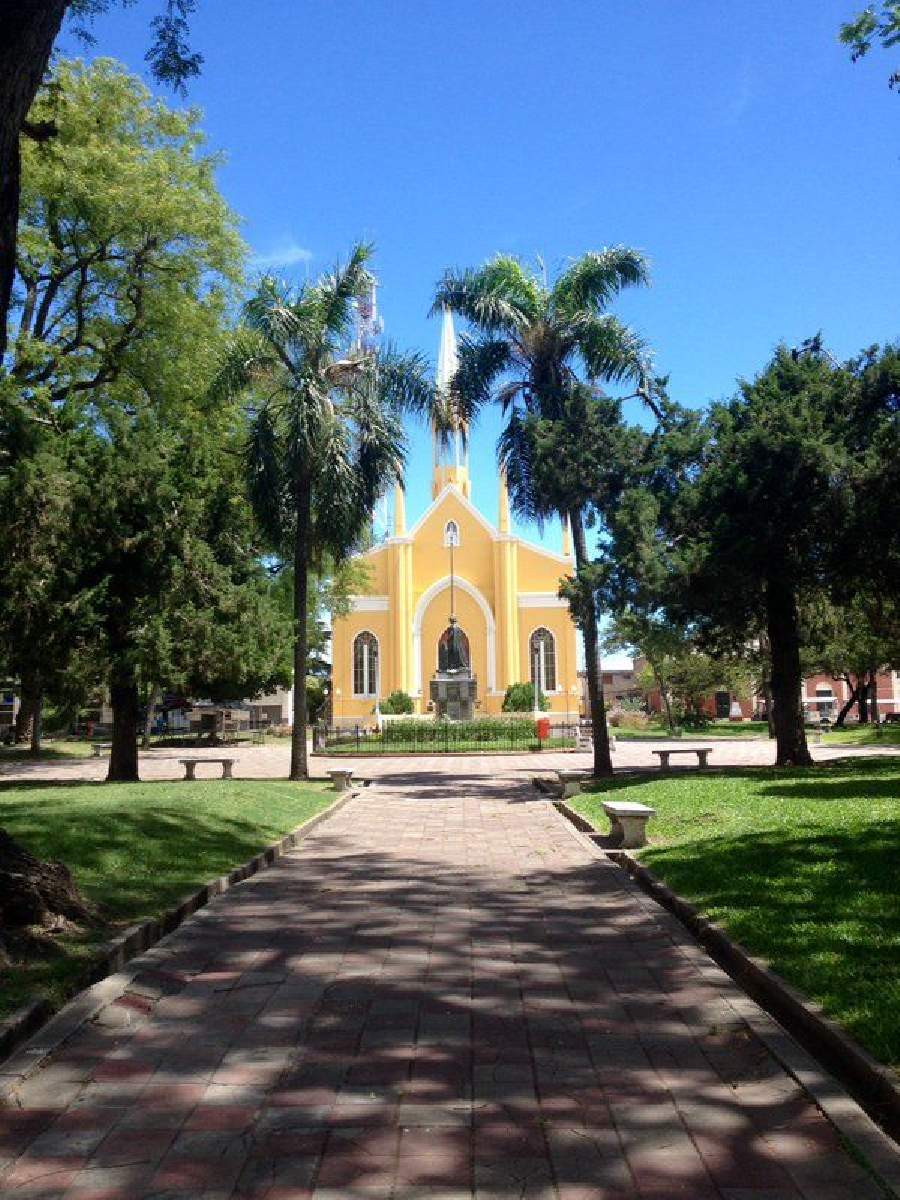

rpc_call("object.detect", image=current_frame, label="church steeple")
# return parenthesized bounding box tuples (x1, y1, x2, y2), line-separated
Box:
(432, 308, 470, 499)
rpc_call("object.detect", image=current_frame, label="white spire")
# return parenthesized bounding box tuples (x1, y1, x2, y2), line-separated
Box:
(436, 306, 458, 390)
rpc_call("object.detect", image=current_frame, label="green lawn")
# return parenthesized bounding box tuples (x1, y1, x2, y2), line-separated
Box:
(0, 779, 334, 1019)
(572, 759, 900, 1069)
(613, 720, 770, 741)
(824, 725, 900, 747)
(0, 739, 94, 762)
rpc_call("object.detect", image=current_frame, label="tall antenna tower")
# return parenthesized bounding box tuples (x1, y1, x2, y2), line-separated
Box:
(353, 279, 383, 355)
(354, 279, 391, 542)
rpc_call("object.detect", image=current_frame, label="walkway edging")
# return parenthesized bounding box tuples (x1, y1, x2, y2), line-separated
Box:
(552, 797, 900, 1190)
(0, 785, 360, 1103)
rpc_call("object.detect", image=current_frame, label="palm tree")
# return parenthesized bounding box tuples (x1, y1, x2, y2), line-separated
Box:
(218, 243, 435, 779)
(433, 249, 654, 778)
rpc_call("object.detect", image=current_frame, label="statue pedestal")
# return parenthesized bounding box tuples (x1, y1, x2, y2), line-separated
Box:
(430, 672, 478, 721)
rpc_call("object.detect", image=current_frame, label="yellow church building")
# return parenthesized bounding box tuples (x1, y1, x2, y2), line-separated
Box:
(330, 312, 581, 725)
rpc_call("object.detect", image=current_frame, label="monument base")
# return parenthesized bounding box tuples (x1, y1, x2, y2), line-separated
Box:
(429, 672, 478, 721)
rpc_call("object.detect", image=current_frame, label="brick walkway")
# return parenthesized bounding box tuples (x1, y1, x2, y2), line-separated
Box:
(0, 771, 890, 1199)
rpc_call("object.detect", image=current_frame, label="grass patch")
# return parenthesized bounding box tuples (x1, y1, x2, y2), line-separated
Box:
(823, 725, 900, 747)
(0, 778, 334, 1020)
(572, 758, 900, 1069)
(0, 740, 94, 762)
(613, 721, 770, 741)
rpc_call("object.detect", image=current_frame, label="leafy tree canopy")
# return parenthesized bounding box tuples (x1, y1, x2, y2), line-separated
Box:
(841, 4, 900, 91)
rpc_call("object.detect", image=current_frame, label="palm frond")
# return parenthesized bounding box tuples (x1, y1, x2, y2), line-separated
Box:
(551, 247, 650, 320)
(498, 408, 554, 528)
(209, 328, 282, 404)
(370, 344, 437, 419)
(452, 334, 514, 426)
(431, 256, 541, 333)
(576, 314, 650, 386)
(311, 241, 375, 348)
(243, 276, 303, 345)
(246, 406, 288, 548)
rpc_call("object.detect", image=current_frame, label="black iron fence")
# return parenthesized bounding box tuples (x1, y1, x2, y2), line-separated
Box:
(316, 718, 578, 755)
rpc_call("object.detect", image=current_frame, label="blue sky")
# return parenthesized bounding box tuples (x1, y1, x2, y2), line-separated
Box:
(66, 0, 899, 553)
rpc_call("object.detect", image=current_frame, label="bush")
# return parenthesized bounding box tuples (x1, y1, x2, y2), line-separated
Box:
(608, 709, 649, 730)
(380, 690, 414, 715)
(306, 677, 327, 723)
(501, 682, 549, 712)
(379, 718, 536, 746)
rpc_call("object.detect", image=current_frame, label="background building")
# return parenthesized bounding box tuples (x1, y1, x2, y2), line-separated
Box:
(330, 312, 580, 726)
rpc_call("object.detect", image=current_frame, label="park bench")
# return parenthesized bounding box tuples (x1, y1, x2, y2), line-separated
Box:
(651, 746, 712, 771)
(90, 743, 112, 758)
(557, 768, 591, 798)
(328, 767, 354, 792)
(602, 800, 656, 848)
(178, 757, 235, 780)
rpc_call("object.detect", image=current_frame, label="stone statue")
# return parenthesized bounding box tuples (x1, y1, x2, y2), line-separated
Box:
(440, 617, 469, 674)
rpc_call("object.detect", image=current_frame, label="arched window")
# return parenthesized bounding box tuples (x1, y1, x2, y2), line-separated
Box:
(529, 627, 557, 693)
(443, 519, 460, 548)
(353, 632, 379, 696)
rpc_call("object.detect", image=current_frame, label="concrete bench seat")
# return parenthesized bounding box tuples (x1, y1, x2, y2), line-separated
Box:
(178, 757, 235, 780)
(90, 743, 112, 758)
(651, 746, 712, 770)
(602, 800, 656, 848)
(328, 767, 355, 792)
(556, 768, 591, 798)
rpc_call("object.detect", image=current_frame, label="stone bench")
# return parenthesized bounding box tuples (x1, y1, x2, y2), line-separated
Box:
(651, 746, 712, 771)
(575, 727, 616, 752)
(179, 758, 235, 781)
(90, 743, 112, 758)
(602, 800, 656, 848)
(557, 768, 591, 798)
(328, 768, 354, 792)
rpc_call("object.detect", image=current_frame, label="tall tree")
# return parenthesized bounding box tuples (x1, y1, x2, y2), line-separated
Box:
(669, 347, 851, 766)
(434, 250, 655, 777)
(216, 251, 436, 780)
(0, 58, 278, 781)
(79, 396, 291, 781)
(1, 2, 201, 361)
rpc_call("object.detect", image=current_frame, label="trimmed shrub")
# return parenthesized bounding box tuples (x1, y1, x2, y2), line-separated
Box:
(380, 690, 414, 715)
(501, 682, 549, 712)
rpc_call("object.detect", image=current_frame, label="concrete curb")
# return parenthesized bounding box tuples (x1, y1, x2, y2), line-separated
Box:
(551, 797, 900, 1192)
(0, 785, 359, 1100)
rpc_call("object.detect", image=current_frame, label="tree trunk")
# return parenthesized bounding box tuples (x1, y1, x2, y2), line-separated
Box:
(765, 577, 812, 767)
(857, 674, 870, 723)
(834, 677, 860, 728)
(141, 684, 160, 750)
(868, 670, 880, 726)
(569, 508, 613, 778)
(290, 480, 312, 781)
(0, 828, 94, 931)
(647, 656, 674, 730)
(29, 687, 43, 757)
(0, 1, 68, 360)
(107, 664, 140, 782)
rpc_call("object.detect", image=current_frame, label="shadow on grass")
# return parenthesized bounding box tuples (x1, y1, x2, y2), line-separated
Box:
(584, 758, 900, 798)
(642, 821, 900, 1064)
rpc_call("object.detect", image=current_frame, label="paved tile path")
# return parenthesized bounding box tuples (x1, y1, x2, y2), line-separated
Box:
(1, 737, 895, 785)
(0, 771, 890, 1198)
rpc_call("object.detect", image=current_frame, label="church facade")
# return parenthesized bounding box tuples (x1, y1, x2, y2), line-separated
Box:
(330, 312, 581, 726)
